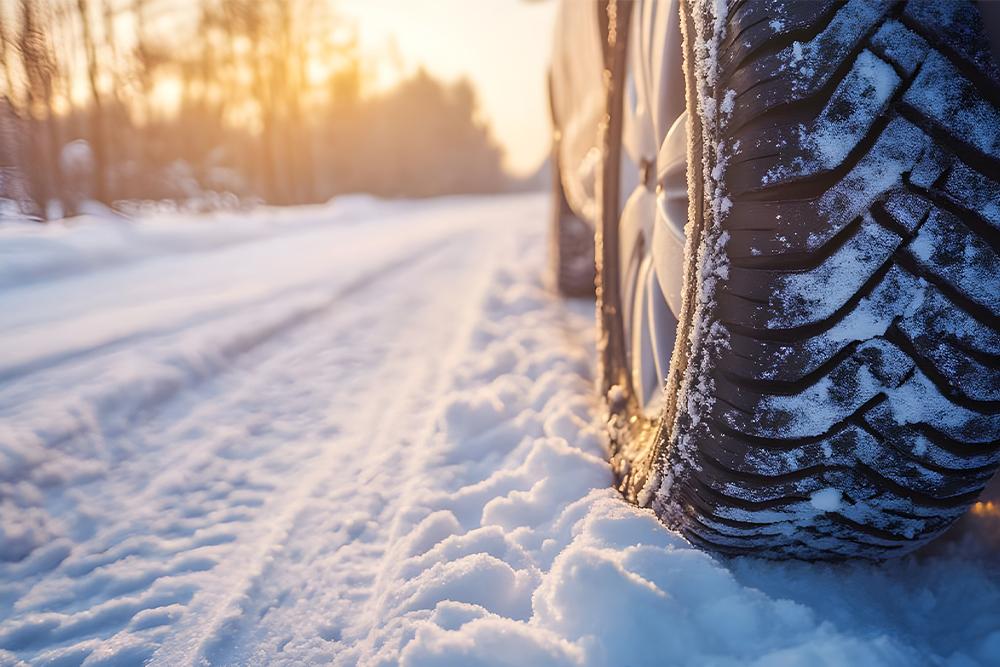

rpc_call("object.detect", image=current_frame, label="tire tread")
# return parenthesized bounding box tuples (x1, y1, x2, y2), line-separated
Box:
(662, 0, 1000, 558)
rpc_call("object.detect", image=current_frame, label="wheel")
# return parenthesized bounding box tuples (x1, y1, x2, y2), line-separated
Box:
(550, 147, 597, 297)
(603, 0, 1000, 559)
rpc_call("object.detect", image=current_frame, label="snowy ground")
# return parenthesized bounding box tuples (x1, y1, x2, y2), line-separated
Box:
(0, 193, 998, 666)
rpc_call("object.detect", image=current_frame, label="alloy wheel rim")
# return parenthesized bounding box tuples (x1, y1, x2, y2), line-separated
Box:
(618, 70, 688, 418)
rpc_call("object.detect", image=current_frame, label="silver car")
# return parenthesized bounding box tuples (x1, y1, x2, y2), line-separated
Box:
(550, 0, 1000, 559)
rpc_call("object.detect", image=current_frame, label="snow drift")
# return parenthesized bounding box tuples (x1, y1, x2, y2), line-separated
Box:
(0, 194, 997, 666)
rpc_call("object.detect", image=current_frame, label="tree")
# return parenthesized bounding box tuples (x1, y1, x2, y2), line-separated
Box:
(75, 0, 108, 203)
(0, 0, 511, 217)
(17, 1, 63, 216)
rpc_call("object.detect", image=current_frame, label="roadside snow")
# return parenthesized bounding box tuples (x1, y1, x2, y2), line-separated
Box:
(0, 194, 998, 666)
(0, 195, 390, 291)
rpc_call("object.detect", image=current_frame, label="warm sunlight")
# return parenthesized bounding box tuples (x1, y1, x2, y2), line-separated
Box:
(336, 0, 558, 176)
(1, 0, 545, 207)
(2, 1, 999, 664)
(972, 501, 1000, 517)
(0, 0, 556, 179)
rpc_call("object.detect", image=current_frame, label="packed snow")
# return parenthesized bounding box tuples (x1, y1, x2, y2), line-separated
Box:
(0, 193, 998, 666)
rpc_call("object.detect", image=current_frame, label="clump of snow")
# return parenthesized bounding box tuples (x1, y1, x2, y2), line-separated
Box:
(719, 88, 737, 116)
(810, 488, 843, 512)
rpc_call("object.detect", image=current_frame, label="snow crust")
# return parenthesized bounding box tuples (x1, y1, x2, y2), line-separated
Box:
(0, 195, 998, 665)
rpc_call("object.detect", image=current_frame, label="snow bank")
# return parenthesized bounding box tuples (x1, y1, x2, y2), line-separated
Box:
(0, 195, 390, 291)
(343, 250, 1000, 667)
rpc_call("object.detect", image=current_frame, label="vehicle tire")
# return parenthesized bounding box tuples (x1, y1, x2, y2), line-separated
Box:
(551, 149, 597, 297)
(606, 0, 1000, 559)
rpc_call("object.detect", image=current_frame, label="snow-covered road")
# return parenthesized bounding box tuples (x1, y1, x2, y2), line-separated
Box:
(1, 193, 998, 666)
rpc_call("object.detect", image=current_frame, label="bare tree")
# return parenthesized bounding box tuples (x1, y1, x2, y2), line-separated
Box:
(17, 1, 65, 216)
(75, 0, 108, 203)
(0, 3, 23, 208)
(0, 0, 509, 217)
(0, 3, 17, 102)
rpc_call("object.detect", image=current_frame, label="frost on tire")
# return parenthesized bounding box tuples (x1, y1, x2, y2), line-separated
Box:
(619, 0, 1000, 559)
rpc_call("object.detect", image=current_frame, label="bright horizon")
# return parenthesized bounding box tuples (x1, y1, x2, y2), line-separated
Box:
(337, 0, 559, 177)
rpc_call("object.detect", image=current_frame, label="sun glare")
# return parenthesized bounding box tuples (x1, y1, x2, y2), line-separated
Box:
(151, 76, 183, 117)
(337, 0, 557, 176)
(971, 501, 1000, 517)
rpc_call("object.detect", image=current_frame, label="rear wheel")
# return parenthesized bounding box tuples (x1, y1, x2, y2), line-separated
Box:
(550, 148, 596, 297)
(603, 0, 1000, 559)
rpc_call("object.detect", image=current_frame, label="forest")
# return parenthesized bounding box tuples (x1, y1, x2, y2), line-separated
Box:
(0, 0, 513, 220)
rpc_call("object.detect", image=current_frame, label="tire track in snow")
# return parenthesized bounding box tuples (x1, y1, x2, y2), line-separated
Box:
(0, 201, 475, 387)
(0, 230, 469, 496)
(332, 232, 608, 666)
(0, 274, 391, 385)
(0, 203, 514, 666)
(207, 225, 555, 666)
(0, 194, 607, 667)
(129, 223, 520, 666)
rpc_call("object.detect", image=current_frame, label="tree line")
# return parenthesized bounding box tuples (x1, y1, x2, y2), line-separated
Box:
(0, 0, 511, 220)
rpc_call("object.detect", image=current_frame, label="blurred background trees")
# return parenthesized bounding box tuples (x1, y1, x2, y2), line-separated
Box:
(0, 0, 511, 220)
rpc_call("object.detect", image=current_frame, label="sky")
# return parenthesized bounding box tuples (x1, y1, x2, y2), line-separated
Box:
(337, 0, 559, 177)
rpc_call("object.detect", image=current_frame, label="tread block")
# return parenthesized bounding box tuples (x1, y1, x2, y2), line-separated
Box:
(722, 266, 922, 383)
(864, 402, 1000, 467)
(723, 214, 900, 329)
(717, 338, 913, 439)
(725, 117, 929, 261)
(705, 424, 993, 497)
(908, 142, 951, 190)
(880, 369, 1000, 443)
(727, 0, 890, 132)
(937, 160, 1000, 234)
(728, 49, 900, 195)
(906, 207, 1000, 317)
(897, 288, 1000, 403)
(901, 51, 1000, 161)
(813, 116, 928, 246)
(868, 19, 929, 77)
(721, 0, 844, 81)
(881, 190, 931, 235)
(901, 0, 1000, 89)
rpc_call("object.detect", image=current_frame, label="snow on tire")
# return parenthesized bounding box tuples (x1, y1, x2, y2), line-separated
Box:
(615, 0, 1000, 559)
